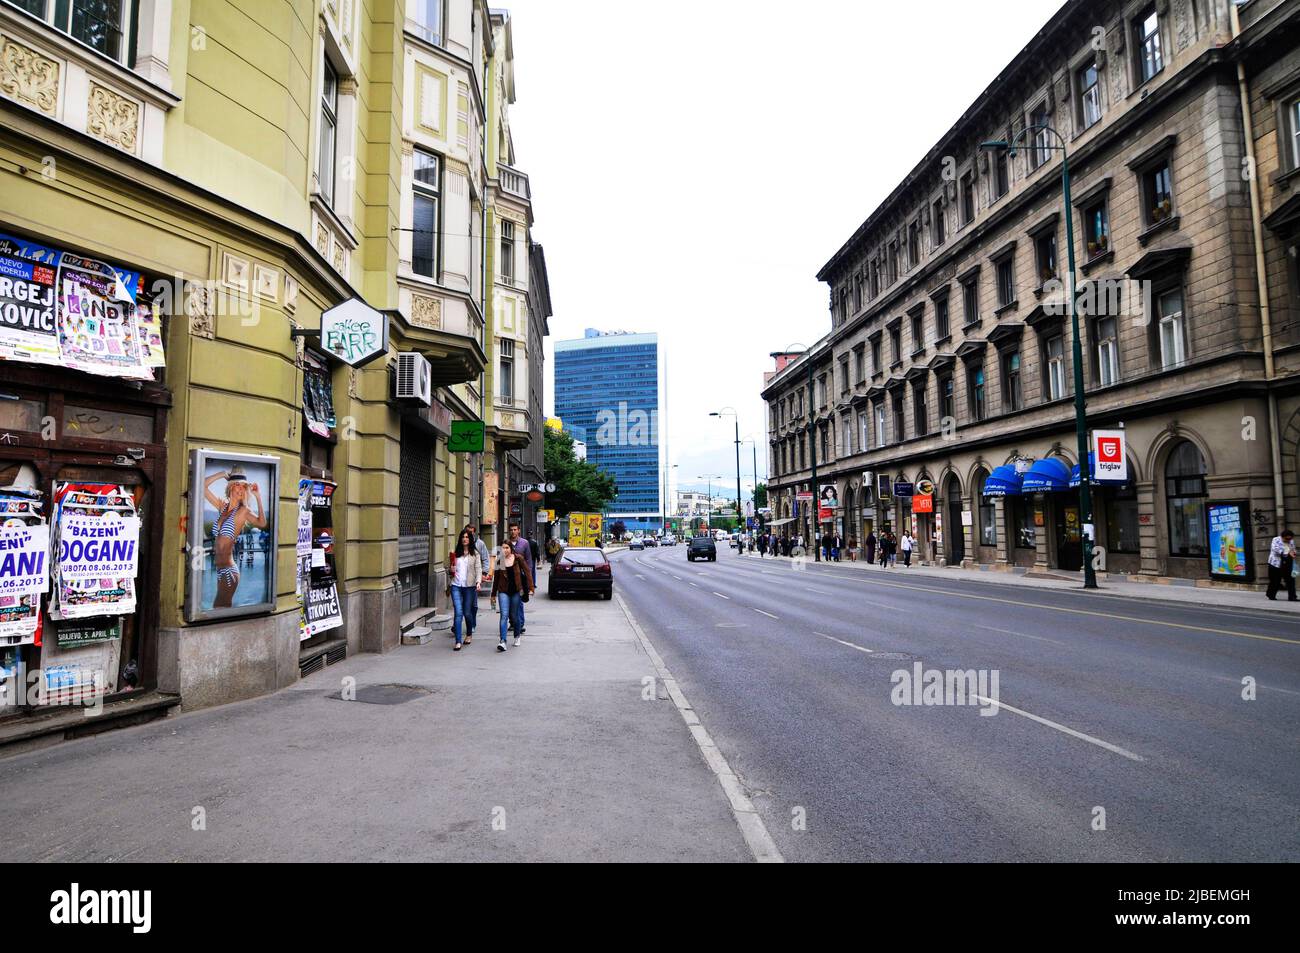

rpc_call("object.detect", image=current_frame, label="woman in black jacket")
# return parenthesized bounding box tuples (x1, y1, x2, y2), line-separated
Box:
(491, 544, 535, 650)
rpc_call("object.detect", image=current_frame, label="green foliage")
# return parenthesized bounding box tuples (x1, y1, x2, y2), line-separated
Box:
(544, 427, 617, 516)
(754, 482, 768, 509)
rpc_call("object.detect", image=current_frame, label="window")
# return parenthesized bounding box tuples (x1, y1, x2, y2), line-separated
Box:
(1165, 441, 1207, 557)
(499, 338, 515, 401)
(908, 222, 922, 268)
(854, 275, 864, 313)
(1011, 496, 1036, 549)
(1142, 159, 1175, 226)
(1003, 350, 1023, 411)
(1035, 230, 1057, 284)
(875, 402, 887, 448)
(996, 257, 1015, 308)
(409, 0, 444, 45)
(843, 417, 853, 455)
(960, 171, 976, 225)
(1028, 103, 1051, 170)
(935, 294, 950, 339)
(1045, 334, 1066, 401)
(939, 374, 955, 422)
(977, 472, 997, 546)
(1107, 483, 1140, 554)
(887, 242, 899, 284)
(911, 311, 924, 352)
(859, 412, 869, 451)
(1083, 198, 1110, 258)
(892, 393, 905, 443)
(870, 261, 880, 299)
(854, 348, 865, 382)
(820, 426, 829, 460)
(962, 278, 979, 326)
(319, 59, 339, 206)
(914, 384, 929, 435)
(412, 149, 440, 278)
(1136, 9, 1163, 85)
(840, 358, 850, 395)
(992, 149, 1010, 201)
(870, 337, 882, 374)
(889, 325, 902, 364)
(18, 0, 132, 64)
(1095, 316, 1119, 386)
(817, 376, 826, 407)
(932, 200, 946, 247)
(1290, 97, 1300, 169)
(1078, 61, 1102, 129)
(499, 219, 515, 284)
(1156, 288, 1186, 368)
(969, 365, 986, 421)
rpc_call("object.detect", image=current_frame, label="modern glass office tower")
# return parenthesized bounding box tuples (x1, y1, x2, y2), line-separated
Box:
(554, 330, 662, 532)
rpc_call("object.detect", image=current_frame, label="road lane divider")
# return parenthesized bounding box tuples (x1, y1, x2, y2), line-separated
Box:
(752, 608, 779, 620)
(713, 592, 731, 600)
(815, 631, 874, 654)
(969, 694, 1145, 762)
(613, 592, 783, 863)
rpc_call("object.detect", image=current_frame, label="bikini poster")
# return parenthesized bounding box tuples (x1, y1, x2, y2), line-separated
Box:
(185, 450, 279, 623)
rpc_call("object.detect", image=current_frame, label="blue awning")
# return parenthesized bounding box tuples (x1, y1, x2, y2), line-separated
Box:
(981, 464, 1023, 497)
(1021, 457, 1072, 493)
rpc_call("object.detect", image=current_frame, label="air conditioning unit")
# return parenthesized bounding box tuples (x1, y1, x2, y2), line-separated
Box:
(394, 351, 432, 406)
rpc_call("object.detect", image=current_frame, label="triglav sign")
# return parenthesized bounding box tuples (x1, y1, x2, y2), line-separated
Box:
(1093, 429, 1128, 482)
(320, 299, 388, 367)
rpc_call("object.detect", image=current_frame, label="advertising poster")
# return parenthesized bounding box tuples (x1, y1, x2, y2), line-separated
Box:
(50, 483, 139, 620)
(568, 513, 588, 547)
(298, 479, 342, 640)
(57, 264, 146, 378)
(1208, 502, 1251, 582)
(0, 241, 59, 364)
(586, 513, 602, 545)
(187, 450, 278, 622)
(0, 519, 47, 642)
(819, 484, 840, 509)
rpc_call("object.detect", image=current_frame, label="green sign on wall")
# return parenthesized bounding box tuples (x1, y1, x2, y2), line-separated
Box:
(449, 420, 485, 453)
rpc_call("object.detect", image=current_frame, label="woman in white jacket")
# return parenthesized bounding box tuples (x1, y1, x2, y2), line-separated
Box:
(446, 530, 482, 650)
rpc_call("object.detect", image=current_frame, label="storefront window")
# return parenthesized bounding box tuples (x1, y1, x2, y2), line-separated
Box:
(1165, 440, 1207, 557)
(1011, 496, 1035, 549)
(977, 471, 997, 546)
(1106, 483, 1139, 554)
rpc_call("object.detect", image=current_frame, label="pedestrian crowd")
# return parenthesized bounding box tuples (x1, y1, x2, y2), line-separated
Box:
(446, 522, 540, 652)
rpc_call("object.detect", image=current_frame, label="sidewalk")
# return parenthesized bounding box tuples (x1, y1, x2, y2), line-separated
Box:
(0, 568, 753, 862)
(745, 550, 1300, 614)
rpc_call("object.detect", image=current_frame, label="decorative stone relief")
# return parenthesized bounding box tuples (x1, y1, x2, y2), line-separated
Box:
(0, 36, 60, 116)
(185, 282, 215, 340)
(253, 263, 279, 301)
(410, 294, 442, 330)
(222, 252, 250, 293)
(283, 275, 300, 314)
(1107, 26, 1127, 102)
(501, 413, 516, 429)
(86, 82, 139, 152)
(1172, 0, 1193, 51)
(349, 367, 359, 399)
(331, 238, 346, 276)
(315, 222, 330, 257)
(292, 321, 306, 368)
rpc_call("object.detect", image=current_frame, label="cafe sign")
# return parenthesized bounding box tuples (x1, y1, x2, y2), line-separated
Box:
(320, 298, 388, 367)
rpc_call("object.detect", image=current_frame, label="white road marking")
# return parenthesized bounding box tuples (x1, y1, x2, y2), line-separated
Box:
(752, 608, 779, 620)
(815, 631, 873, 654)
(1211, 674, 1300, 697)
(689, 582, 700, 588)
(613, 593, 783, 863)
(635, 574, 646, 580)
(713, 592, 731, 600)
(805, 587, 831, 595)
(671, 575, 683, 581)
(969, 695, 1145, 762)
(977, 624, 1067, 646)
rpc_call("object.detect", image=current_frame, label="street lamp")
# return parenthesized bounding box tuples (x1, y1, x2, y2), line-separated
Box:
(696, 475, 723, 532)
(769, 343, 820, 561)
(741, 435, 762, 528)
(710, 408, 743, 538)
(982, 124, 1097, 589)
(661, 462, 678, 534)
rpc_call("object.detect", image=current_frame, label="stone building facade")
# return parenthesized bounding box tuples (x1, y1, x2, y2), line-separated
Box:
(763, 0, 1300, 588)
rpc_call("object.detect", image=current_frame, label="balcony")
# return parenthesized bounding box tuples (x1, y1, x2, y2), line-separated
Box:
(499, 164, 531, 202)
(491, 395, 531, 448)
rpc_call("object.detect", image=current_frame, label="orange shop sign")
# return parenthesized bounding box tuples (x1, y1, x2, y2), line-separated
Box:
(912, 494, 934, 514)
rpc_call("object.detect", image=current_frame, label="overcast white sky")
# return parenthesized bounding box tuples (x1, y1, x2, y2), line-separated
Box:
(505, 0, 1064, 499)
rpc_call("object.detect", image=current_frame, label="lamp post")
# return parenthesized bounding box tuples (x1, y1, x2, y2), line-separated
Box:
(696, 475, 722, 533)
(982, 124, 1097, 588)
(741, 435, 761, 529)
(710, 408, 743, 537)
(661, 462, 678, 535)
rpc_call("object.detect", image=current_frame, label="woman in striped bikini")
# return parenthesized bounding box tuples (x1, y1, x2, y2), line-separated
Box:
(204, 466, 268, 608)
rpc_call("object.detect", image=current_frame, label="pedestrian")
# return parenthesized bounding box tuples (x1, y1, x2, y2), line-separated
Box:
(758, 533, 769, 558)
(901, 531, 914, 568)
(528, 533, 541, 584)
(888, 532, 899, 567)
(462, 524, 493, 623)
(446, 529, 482, 650)
(865, 530, 877, 566)
(1266, 529, 1297, 602)
(508, 523, 535, 633)
(848, 536, 858, 562)
(545, 534, 563, 569)
(491, 542, 533, 649)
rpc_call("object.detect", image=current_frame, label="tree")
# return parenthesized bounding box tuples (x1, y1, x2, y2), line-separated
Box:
(753, 482, 768, 509)
(609, 520, 627, 540)
(544, 427, 617, 516)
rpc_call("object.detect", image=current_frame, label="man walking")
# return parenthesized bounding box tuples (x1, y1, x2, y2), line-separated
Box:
(1266, 529, 1297, 602)
(758, 532, 768, 558)
(508, 523, 535, 634)
(901, 531, 914, 568)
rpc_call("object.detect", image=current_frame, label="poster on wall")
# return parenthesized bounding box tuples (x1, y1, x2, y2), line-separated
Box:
(298, 479, 343, 641)
(1207, 501, 1252, 583)
(57, 258, 146, 378)
(0, 518, 47, 642)
(0, 239, 59, 364)
(186, 450, 278, 623)
(50, 483, 139, 620)
(819, 485, 840, 509)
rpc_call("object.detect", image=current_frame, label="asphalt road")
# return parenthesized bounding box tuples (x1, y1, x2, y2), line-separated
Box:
(612, 542, 1300, 862)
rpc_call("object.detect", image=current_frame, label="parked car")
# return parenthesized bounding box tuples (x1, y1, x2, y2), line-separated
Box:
(688, 536, 717, 562)
(629, 538, 645, 551)
(549, 547, 613, 599)
(661, 534, 677, 546)
(643, 536, 658, 547)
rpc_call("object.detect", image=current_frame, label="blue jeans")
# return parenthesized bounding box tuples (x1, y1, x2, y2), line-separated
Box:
(497, 591, 523, 641)
(450, 585, 477, 644)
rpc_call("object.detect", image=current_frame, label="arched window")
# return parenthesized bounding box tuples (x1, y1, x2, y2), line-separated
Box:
(975, 468, 996, 546)
(1165, 441, 1208, 557)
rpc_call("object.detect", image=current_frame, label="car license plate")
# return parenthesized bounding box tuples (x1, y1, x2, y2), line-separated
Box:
(573, 566, 593, 573)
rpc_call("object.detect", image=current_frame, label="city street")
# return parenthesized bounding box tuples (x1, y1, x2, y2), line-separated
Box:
(612, 545, 1300, 862)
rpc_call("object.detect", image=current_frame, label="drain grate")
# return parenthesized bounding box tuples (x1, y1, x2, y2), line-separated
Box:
(327, 683, 433, 705)
(299, 654, 325, 678)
